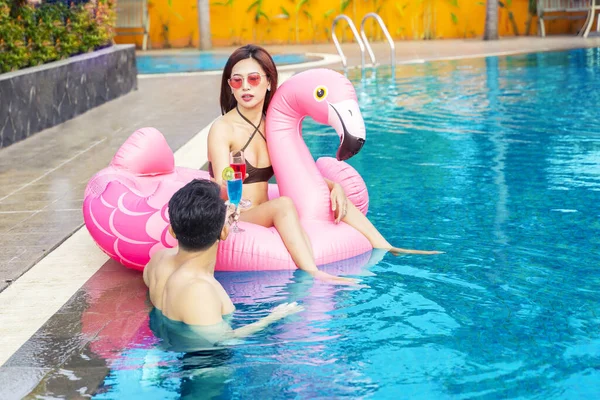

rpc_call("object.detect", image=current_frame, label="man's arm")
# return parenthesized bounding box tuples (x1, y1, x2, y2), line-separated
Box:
(142, 258, 153, 287)
(143, 249, 165, 288)
(179, 282, 304, 341)
(227, 302, 304, 338)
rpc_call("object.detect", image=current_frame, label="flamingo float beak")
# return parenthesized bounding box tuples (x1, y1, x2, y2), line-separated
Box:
(327, 99, 366, 161)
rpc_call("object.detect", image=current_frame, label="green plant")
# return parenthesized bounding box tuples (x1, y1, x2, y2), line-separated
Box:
(161, 20, 170, 48)
(25, 3, 59, 66)
(417, 0, 436, 40)
(524, 0, 537, 35)
(276, 6, 294, 43)
(322, 8, 335, 42)
(442, 0, 460, 38)
(338, 0, 353, 41)
(294, 0, 309, 43)
(394, 1, 410, 39)
(499, 0, 519, 36)
(0, 0, 116, 73)
(303, 9, 317, 43)
(151, 0, 183, 48)
(368, 0, 389, 41)
(247, 0, 269, 42)
(0, 1, 30, 71)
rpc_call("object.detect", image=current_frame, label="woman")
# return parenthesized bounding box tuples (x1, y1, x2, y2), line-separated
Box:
(207, 44, 440, 284)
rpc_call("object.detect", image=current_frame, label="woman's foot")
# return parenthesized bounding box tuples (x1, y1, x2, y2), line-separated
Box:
(311, 270, 361, 285)
(387, 247, 444, 256)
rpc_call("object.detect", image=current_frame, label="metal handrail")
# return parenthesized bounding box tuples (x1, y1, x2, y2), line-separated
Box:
(360, 12, 395, 68)
(331, 15, 366, 69)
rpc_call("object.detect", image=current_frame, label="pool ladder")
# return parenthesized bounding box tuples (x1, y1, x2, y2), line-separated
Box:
(331, 13, 395, 70)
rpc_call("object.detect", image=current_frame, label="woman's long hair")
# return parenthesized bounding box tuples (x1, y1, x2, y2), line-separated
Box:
(219, 44, 278, 116)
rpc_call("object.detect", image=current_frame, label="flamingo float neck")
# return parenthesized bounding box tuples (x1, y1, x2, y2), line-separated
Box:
(265, 69, 366, 221)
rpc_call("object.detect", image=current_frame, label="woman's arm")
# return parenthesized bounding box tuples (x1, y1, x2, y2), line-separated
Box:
(207, 119, 234, 199)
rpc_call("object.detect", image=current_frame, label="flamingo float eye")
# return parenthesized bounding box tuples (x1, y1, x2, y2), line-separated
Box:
(314, 86, 328, 102)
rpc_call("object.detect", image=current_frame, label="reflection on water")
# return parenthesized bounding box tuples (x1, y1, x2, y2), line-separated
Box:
(93, 48, 600, 399)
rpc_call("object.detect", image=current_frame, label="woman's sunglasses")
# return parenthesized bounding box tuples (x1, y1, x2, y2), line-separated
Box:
(228, 73, 266, 90)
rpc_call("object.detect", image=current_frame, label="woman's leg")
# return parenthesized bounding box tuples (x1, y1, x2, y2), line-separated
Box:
(300, 229, 315, 260)
(341, 202, 442, 255)
(239, 197, 354, 282)
(239, 197, 317, 271)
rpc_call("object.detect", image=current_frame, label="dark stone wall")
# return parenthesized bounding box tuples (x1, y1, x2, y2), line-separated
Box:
(0, 44, 137, 149)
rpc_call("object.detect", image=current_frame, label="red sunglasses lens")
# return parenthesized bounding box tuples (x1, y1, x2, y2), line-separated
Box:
(247, 74, 261, 86)
(229, 77, 243, 89)
(229, 74, 263, 89)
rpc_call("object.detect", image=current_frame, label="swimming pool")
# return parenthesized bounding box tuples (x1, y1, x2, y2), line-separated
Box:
(136, 52, 321, 74)
(94, 48, 600, 399)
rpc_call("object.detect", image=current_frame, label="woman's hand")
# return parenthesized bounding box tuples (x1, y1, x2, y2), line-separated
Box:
(330, 183, 348, 224)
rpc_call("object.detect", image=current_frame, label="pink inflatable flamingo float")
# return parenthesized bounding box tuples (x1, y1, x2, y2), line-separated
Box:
(83, 68, 372, 271)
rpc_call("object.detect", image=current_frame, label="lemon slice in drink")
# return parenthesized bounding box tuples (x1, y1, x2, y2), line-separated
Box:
(222, 166, 235, 181)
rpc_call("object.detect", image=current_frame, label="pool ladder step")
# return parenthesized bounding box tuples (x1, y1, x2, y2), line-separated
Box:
(331, 13, 395, 70)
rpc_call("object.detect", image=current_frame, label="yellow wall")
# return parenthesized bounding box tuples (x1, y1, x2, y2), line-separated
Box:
(115, 0, 585, 49)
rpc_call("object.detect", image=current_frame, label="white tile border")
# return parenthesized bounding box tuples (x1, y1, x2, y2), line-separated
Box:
(341, 47, 560, 71)
(387, 48, 555, 65)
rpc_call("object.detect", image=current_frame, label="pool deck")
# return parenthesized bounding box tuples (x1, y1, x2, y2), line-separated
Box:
(0, 35, 599, 398)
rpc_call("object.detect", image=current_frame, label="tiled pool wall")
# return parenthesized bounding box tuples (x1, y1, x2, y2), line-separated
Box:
(0, 45, 138, 149)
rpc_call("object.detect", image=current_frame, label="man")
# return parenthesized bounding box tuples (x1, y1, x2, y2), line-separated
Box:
(143, 179, 303, 346)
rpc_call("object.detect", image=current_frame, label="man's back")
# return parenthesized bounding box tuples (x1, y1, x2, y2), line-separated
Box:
(143, 248, 179, 308)
(161, 260, 235, 325)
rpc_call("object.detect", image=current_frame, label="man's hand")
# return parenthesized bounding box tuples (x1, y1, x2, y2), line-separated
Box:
(225, 202, 240, 227)
(269, 302, 305, 320)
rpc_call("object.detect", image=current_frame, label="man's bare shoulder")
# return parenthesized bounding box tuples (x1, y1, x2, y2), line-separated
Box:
(174, 278, 223, 326)
(144, 248, 178, 286)
(173, 275, 214, 295)
(148, 248, 178, 269)
(151, 247, 177, 261)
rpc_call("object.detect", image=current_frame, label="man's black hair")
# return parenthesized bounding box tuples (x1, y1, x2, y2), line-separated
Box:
(168, 179, 226, 251)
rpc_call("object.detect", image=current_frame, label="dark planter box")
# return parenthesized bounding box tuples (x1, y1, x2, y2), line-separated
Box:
(0, 44, 137, 149)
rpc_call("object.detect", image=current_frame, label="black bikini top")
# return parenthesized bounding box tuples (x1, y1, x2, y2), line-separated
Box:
(208, 106, 274, 184)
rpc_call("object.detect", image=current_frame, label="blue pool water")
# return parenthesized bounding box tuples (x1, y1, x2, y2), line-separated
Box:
(94, 48, 600, 399)
(136, 52, 319, 74)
